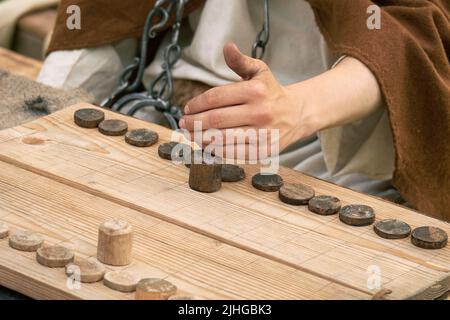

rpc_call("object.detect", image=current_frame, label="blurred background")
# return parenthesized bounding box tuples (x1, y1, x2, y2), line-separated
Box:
(0, 0, 59, 60)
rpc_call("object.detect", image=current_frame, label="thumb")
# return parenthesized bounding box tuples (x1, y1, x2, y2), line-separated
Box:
(223, 42, 267, 80)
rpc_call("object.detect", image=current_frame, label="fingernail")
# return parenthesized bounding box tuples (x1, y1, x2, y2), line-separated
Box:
(184, 104, 190, 114)
(179, 118, 185, 128)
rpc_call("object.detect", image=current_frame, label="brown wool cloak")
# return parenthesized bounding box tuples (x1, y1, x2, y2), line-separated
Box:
(47, 0, 450, 221)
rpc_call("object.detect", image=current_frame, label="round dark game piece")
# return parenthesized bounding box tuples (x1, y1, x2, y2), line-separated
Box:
(74, 108, 105, 128)
(374, 219, 411, 239)
(221, 164, 245, 182)
(158, 142, 188, 160)
(339, 204, 375, 226)
(251, 173, 283, 192)
(125, 129, 159, 147)
(308, 195, 341, 215)
(98, 119, 128, 136)
(411, 226, 448, 249)
(279, 183, 315, 205)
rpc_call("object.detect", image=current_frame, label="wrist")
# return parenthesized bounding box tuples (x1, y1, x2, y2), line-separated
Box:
(285, 83, 324, 139)
(285, 56, 383, 140)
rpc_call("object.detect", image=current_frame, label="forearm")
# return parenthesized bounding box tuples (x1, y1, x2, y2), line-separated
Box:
(181, 45, 384, 157)
(287, 57, 383, 139)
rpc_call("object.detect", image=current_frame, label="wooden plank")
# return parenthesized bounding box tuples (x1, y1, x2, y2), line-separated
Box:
(0, 161, 368, 300)
(0, 48, 42, 79)
(0, 103, 448, 299)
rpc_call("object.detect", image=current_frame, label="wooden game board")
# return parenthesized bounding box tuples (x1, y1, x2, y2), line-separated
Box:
(0, 103, 448, 300)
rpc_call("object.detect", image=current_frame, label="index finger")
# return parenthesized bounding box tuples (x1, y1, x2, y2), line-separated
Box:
(185, 81, 257, 115)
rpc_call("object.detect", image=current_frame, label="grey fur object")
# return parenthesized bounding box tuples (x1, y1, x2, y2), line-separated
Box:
(0, 69, 94, 130)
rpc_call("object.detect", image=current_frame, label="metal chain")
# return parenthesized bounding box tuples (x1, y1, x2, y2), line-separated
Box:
(101, 0, 176, 108)
(252, 0, 270, 59)
(102, 0, 270, 130)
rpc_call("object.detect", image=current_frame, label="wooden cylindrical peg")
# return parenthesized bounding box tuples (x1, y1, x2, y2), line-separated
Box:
(97, 219, 133, 266)
(135, 278, 177, 300)
(189, 153, 222, 193)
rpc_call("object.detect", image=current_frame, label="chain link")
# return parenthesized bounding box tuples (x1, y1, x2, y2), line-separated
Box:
(102, 0, 270, 130)
(252, 0, 270, 59)
(101, 0, 186, 129)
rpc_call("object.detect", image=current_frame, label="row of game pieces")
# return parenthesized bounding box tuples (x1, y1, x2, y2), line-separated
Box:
(73, 108, 448, 250)
(74, 108, 245, 191)
(157, 142, 448, 250)
(75, 108, 160, 146)
(254, 173, 447, 249)
(0, 220, 197, 300)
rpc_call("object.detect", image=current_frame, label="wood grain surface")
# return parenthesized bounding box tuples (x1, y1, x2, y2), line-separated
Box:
(0, 103, 448, 300)
(0, 48, 42, 79)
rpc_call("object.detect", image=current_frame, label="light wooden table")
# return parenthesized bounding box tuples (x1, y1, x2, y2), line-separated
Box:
(0, 103, 448, 300)
(0, 47, 42, 79)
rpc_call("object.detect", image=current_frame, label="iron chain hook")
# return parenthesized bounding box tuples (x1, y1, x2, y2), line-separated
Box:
(102, 0, 270, 130)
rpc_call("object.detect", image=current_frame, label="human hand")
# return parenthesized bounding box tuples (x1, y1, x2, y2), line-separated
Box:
(179, 43, 311, 160)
